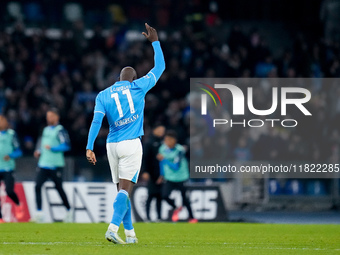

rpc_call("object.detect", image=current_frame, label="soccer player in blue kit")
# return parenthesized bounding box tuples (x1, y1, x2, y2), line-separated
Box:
(86, 23, 165, 244)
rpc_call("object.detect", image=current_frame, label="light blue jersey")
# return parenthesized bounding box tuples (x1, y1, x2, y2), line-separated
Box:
(94, 78, 151, 143)
(86, 41, 165, 150)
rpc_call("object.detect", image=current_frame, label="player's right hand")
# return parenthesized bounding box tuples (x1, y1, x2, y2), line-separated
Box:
(34, 150, 41, 159)
(142, 23, 158, 42)
(86, 149, 97, 165)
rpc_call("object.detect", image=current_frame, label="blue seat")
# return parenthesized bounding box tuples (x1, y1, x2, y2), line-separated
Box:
(306, 180, 327, 196)
(284, 179, 304, 195)
(268, 179, 282, 195)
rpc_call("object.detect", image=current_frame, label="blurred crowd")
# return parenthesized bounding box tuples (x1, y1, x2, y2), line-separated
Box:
(0, 16, 340, 163)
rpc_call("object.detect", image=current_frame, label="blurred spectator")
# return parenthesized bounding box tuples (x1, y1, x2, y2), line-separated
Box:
(234, 137, 252, 161)
(320, 0, 340, 43)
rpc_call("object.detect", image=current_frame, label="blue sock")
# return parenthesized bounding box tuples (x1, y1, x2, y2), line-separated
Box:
(111, 190, 129, 226)
(123, 199, 133, 230)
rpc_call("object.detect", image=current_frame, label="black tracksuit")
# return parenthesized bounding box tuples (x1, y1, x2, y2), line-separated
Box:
(142, 135, 163, 220)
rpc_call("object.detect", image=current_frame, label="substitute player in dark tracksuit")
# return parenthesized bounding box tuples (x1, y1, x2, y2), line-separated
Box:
(141, 124, 165, 222)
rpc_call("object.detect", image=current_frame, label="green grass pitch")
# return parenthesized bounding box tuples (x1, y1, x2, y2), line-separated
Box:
(0, 223, 339, 254)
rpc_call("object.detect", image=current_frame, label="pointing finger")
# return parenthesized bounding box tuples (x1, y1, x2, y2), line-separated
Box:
(145, 23, 151, 33)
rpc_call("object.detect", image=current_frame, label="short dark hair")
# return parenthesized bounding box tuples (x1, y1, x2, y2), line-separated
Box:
(152, 122, 164, 130)
(165, 130, 177, 139)
(48, 107, 60, 116)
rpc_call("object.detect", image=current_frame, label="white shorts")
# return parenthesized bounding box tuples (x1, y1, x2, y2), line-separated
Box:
(106, 138, 143, 184)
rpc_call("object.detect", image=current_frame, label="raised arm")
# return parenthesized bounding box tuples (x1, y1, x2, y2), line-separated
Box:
(149, 41, 165, 82)
(136, 23, 165, 92)
(142, 23, 165, 81)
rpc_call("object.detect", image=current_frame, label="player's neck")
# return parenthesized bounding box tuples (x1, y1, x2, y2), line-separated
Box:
(118, 79, 132, 83)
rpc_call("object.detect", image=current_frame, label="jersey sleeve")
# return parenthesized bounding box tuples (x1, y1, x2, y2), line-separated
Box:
(35, 136, 42, 152)
(12, 132, 21, 150)
(51, 127, 71, 152)
(163, 150, 182, 171)
(9, 131, 23, 159)
(134, 41, 165, 94)
(94, 93, 106, 115)
(86, 111, 105, 151)
(57, 128, 70, 145)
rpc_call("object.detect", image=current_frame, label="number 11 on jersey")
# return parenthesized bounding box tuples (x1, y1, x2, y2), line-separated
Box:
(111, 89, 136, 117)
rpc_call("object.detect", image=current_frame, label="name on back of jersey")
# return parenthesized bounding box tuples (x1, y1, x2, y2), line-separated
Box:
(115, 114, 139, 127)
(110, 84, 132, 92)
